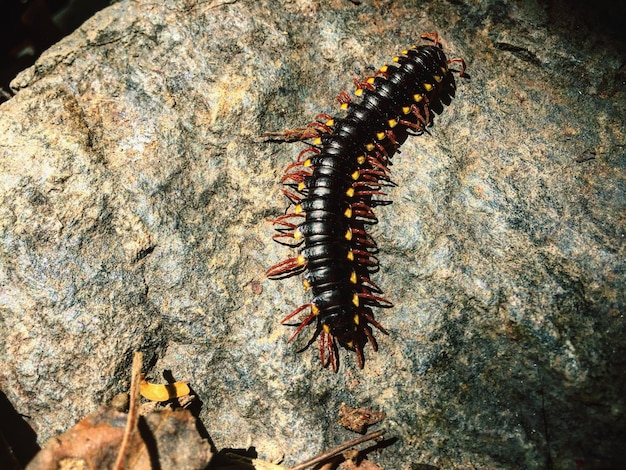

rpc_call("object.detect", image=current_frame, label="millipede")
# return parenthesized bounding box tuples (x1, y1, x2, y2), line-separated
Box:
(266, 33, 466, 371)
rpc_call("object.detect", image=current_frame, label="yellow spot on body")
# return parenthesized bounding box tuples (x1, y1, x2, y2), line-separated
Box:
(322, 323, 330, 332)
(326, 119, 334, 126)
(344, 207, 353, 218)
(295, 204, 302, 214)
(401, 50, 408, 55)
(297, 254, 306, 265)
(357, 155, 365, 164)
(345, 228, 352, 241)
(367, 77, 375, 85)
(347, 250, 354, 261)
(304, 159, 312, 167)
(366, 143, 375, 151)
(423, 83, 433, 91)
(388, 118, 398, 128)
(402, 106, 411, 114)
(441, 66, 448, 74)
(314, 137, 322, 145)
(353, 314, 360, 325)
(413, 94, 423, 102)
(294, 228, 302, 240)
(303, 279, 311, 289)
(434, 75, 442, 83)
(298, 182, 305, 191)
(349, 271, 357, 284)
(346, 187, 355, 197)
(351, 170, 360, 180)
(355, 88, 363, 97)
(341, 102, 349, 110)
(312, 303, 320, 315)
(352, 293, 360, 307)
(376, 131, 385, 140)
(380, 65, 388, 73)
(392, 56, 400, 62)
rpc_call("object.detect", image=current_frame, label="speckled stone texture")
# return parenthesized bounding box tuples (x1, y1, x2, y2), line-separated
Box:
(0, 0, 624, 468)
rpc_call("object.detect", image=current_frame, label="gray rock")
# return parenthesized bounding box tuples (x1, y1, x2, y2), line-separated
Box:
(1, 0, 624, 468)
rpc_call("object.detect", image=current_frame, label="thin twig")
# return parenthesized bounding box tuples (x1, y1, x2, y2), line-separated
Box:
(113, 351, 143, 470)
(287, 428, 386, 470)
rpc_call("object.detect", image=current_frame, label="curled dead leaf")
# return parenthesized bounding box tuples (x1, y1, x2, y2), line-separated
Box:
(338, 404, 386, 434)
(26, 404, 212, 470)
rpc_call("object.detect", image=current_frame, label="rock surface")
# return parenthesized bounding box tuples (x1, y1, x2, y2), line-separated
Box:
(1, 0, 624, 468)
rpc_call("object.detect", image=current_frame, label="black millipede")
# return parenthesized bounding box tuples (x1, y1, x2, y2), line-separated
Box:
(266, 33, 466, 371)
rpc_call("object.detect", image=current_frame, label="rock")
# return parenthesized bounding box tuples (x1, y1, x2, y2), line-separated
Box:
(0, 0, 624, 468)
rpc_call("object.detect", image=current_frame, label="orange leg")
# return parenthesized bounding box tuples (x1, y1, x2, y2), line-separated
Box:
(358, 275, 384, 294)
(320, 331, 339, 372)
(337, 90, 351, 105)
(420, 32, 440, 47)
(285, 310, 316, 343)
(354, 341, 365, 369)
(281, 169, 311, 184)
(266, 256, 305, 278)
(448, 57, 467, 77)
(363, 312, 389, 335)
(357, 291, 393, 308)
(296, 146, 320, 163)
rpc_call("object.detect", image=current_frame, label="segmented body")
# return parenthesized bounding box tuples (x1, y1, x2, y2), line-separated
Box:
(267, 34, 464, 371)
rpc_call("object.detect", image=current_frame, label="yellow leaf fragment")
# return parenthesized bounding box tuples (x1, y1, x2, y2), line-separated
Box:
(140, 380, 190, 402)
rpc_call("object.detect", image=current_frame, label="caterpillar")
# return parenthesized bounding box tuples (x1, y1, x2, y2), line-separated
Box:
(266, 33, 466, 372)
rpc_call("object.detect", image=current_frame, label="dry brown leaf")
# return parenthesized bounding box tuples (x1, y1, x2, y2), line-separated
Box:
(26, 404, 212, 470)
(338, 449, 383, 470)
(339, 459, 383, 470)
(338, 404, 386, 434)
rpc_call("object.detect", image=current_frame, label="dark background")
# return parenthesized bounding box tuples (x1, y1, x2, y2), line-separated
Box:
(2, 0, 625, 104)
(0, 0, 113, 102)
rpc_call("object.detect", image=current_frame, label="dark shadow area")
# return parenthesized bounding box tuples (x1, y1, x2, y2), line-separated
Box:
(159, 370, 216, 454)
(207, 433, 395, 469)
(0, 390, 40, 467)
(137, 416, 162, 470)
(541, 0, 626, 43)
(0, 0, 113, 103)
(209, 446, 259, 470)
